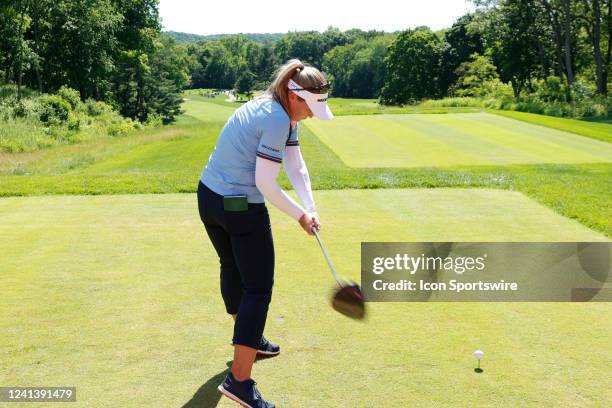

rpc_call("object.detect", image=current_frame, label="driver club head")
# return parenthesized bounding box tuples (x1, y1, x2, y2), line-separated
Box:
(332, 282, 366, 320)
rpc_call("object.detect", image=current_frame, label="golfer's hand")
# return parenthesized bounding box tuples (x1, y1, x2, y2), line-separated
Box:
(299, 212, 321, 235)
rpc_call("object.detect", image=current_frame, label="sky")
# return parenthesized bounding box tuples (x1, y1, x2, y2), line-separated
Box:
(158, 0, 476, 35)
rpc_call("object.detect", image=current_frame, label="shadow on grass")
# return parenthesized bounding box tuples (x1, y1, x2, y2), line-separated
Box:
(182, 355, 277, 407)
(181, 365, 229, 408)
(580, 115, 612, 124)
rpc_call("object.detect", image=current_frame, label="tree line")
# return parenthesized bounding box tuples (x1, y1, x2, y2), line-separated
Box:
(183, 0, 610, 109)
(380, 0, 611, 103)
(182, 27, 392, 99)
(1, 0, 190, 123)
(2, 0, 610, 123)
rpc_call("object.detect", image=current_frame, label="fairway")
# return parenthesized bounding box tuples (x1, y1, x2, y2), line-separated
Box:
(1, 189, 610, 407)
(305, 112, 612, 168)
(178, 96, 237, 124)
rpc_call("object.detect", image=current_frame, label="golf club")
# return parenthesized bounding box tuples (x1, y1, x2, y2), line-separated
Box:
(311, 227, 366, 319)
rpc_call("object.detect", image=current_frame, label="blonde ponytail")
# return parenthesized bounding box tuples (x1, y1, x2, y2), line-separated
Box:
(262, 59, 329, 113)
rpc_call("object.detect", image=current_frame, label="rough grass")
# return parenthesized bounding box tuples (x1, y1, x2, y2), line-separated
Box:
(0, 96, 146, 153)
(0, 116, 48, 152)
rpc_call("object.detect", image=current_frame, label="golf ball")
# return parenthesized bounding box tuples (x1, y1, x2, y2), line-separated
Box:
(474, 350, 484, 359)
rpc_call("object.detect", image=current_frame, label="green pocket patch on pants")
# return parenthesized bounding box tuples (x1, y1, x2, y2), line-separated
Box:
(223, 195, 248, 212)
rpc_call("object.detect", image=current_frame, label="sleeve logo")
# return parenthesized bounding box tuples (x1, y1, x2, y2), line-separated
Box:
(261, 144, 280, 153)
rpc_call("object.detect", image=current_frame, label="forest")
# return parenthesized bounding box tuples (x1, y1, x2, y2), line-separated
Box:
(1, 0, 610, 130)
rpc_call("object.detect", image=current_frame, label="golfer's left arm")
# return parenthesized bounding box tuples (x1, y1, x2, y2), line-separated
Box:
(283, 145, 319, 224)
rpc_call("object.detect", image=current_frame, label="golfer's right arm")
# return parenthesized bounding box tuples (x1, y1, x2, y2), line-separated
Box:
(255, 157, 317, 233)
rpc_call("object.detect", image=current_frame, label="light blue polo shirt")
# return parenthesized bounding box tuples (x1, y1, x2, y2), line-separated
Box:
(200, 97, 299, 203)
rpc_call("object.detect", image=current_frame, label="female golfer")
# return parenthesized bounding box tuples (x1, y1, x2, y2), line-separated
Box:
(197, 59, 333, 407)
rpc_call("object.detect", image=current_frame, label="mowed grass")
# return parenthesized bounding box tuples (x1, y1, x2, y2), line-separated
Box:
(186, 92, 483, 115)
(304, 112, 612, 168)
(1, 191, 610, 407)
(491, 110, 612, 144)
(327, 97, 482, 115)
(0, 97, 611, 237)
(179, 95, 238, 123)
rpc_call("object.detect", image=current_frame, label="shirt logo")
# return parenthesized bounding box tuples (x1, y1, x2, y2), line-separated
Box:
(261, 144, 280, 153)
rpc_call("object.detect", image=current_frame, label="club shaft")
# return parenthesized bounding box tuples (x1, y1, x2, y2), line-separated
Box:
(312, 228, 343, 286)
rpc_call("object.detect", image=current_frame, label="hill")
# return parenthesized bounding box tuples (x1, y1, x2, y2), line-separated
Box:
(163, 31, 284, 43)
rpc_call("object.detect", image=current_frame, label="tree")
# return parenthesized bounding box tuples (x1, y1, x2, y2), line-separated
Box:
(254, 44, 277, 86)
(44, 0, 121, 98)
(380, 28, 443, 104)
(438, 14, 486, 96)
(349, 40, 389, 98)
(202, 43, 236, 89)
(29, 0, 50, 93)
(111, 0, 160, 52)
(475, 0, 542, 96)
(579, 0, 611, 95)
(0, 0, 189, 123)
(274, 28, 348, 67)
(322, 35, 392, 98)
(112, 50, 150, 120)
(143, 35, 190, 122)
(235, 69, 255, 100)
(562, 0, 575, 84)
(0, 0, 34, 98)
(109, 0, 161, 116)
(15, 0, 27, 100)
(450, 53, 500, 96)
(0, 3, 19, 82)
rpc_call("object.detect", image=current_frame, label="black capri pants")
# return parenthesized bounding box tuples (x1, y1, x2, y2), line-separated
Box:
(197, 181, 275, 349)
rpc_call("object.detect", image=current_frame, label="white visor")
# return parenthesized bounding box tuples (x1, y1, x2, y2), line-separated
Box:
(287, 79, 334, 120)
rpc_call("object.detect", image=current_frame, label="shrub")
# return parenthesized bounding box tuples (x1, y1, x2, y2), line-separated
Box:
(570, 80, 595, 102)
(145, 113, 163, 127)
(483, 97, 503, 109)
(421, 97, 483, 108)
(535, 76, 571, 103)
(67, 114, 81, 131)
(482, 79, 514, 98)
(1, 84, 144, 153)
(451, 53, 500, 97)
(108, 121, 136, 137)
(57, 86, 82, 109)
(575, 99, 607, 117)
(515, 96, 545, 115)
(0, 102, 10, 120)
(83, 98, 112, 116)
(543, 103, 567, 117)
(39, 95, 71, 124)
(0, 83, 38, 99)
(12, 98, 40, 118)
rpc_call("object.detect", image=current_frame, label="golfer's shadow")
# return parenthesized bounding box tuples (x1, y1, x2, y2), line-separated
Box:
(182, 356, 274, 408)
(181, 363, 229, 408)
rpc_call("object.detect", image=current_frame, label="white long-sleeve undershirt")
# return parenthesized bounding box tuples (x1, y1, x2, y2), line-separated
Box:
(254, 146, 316, 220)
(283, 145, 316, 213)
(255, 157, 304, 220)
